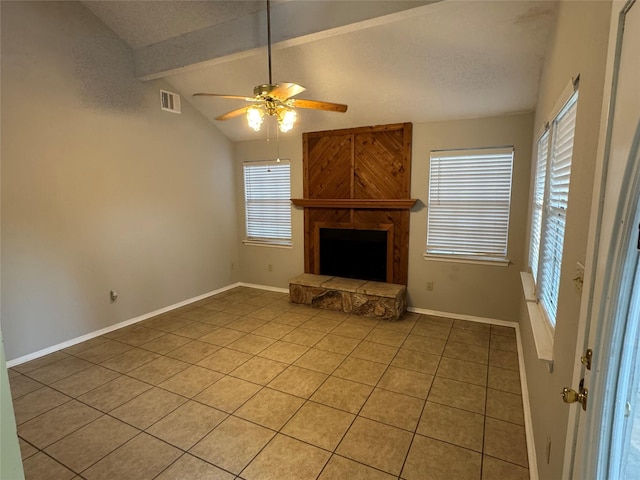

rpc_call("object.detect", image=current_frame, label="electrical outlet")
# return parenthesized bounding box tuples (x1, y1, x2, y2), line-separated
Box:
(426, 281, 434, 291)
(110, 290, 118, 303)
(268, 264, 273, 272)
(231, 262, 235, 270)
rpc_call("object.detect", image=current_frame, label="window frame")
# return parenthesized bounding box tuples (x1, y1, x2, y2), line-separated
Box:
(424, 146, 515, 266)
(242, 159, 293, 248)
(530, 90, 579, 330)
(522, 79, 580, 364)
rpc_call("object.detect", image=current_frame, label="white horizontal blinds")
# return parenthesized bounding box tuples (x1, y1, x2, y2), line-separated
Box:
(243, 160, 292, 245)
(549, 95, 577, 211)
(530, 131, 549, 282)
(427, 147, 514, 257)
(539, 214, 566, 324)
(538, 91, 578, 326)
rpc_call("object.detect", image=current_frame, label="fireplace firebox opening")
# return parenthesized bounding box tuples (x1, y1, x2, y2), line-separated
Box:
(319, 228, 388, 282)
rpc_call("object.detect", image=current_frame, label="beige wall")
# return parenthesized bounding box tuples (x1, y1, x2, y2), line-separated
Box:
(234, 136, 305, 287)
(234, 113, 534, 322)
(1, 1, 239, 361)
(518, 1, 612, 477)
(408, 114, 533, 321)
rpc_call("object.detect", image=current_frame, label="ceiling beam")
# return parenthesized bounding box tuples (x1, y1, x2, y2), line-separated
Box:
(134, 0, 439, 81)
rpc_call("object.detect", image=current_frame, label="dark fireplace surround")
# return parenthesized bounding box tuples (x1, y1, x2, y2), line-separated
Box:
(292, 123, 416, 285)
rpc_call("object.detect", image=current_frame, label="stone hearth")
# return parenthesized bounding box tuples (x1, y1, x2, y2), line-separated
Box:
(289, 274, 407, 321)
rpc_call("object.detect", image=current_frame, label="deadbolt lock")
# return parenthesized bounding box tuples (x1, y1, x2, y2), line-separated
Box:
(562, 379, 588, 411)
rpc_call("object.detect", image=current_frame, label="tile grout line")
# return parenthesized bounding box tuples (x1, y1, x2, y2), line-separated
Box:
(232, 314, 346, 480)
(395, 315, 449, 479)
(315, 325, 407, 478)
(479, 327, 493, 480)
(234, 311, 418, 478)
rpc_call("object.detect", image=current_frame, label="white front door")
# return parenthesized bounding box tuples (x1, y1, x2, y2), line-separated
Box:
(568, 1, 640, 477)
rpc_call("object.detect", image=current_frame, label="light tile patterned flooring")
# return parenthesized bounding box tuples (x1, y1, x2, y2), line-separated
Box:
(9, 286, 529, 480)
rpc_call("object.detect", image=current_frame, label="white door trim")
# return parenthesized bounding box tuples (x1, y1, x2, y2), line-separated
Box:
(563, 1, 639, 477)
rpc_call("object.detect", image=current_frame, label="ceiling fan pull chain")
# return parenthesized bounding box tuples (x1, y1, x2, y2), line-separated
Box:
(276, 120, 281, 163)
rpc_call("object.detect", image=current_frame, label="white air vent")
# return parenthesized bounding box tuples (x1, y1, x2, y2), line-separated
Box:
(160, 90, 181, 114)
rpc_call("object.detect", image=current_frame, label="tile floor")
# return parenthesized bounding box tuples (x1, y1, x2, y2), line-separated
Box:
(9, 286, 529, 480)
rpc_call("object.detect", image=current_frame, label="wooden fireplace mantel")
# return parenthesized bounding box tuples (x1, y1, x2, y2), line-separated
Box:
(291, 198, 417, 210)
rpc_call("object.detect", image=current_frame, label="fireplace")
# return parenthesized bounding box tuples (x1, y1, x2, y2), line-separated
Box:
(292, 122, 415, 285)
(319, 228, 388, 282)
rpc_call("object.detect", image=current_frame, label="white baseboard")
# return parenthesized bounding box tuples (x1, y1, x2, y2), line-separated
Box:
(6, 282, 243, 368)
(515, 322, 539, 480)
(237, 282, 289, 294)
(408, 306, 538, 480)
(407, 306, 519, 328)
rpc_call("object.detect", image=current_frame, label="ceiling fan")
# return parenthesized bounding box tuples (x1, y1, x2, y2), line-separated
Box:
(193, 0, 348, 133)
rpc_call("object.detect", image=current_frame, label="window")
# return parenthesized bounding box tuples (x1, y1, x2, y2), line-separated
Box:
(529, 90, 579, 327)
(426, 147, 514, 263)
(243, 159, 292, 246)
(529, 131, 549, 283)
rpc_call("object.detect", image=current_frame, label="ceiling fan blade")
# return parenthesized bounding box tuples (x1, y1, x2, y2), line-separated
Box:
(193, 93, 258, 102)
(290, 98, 348, 113)
(269, 82, 306, 100)
(216, 106, 251, 121)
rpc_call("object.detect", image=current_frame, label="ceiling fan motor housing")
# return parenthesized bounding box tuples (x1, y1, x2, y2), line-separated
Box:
(254, 84, 277, 97)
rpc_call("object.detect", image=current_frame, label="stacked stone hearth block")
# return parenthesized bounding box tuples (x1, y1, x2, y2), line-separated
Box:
(289, 274, 407, 321)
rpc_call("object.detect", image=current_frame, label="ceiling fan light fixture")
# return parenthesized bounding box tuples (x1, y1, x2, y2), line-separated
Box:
(247, 105, 265, 131)
(277, 106, 297, 133)
(195, 0, 347, 132)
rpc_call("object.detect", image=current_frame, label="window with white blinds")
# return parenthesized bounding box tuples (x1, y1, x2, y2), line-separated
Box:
(531, 91, 579, 327)
(426, 147, 514, 261)
(529, 132, 549, 282)
(243, 160, 292, 246)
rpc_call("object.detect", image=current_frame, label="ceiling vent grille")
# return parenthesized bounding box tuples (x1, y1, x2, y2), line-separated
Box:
(160, 90, 181, 114)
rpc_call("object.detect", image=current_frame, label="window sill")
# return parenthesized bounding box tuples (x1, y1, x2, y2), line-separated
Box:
(520, 272, 554, 364)
(242, 240, 293, 249)
(423, 253, 510, 267)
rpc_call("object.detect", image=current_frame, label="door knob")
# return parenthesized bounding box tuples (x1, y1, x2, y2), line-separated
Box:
(561, 384, 588, 411)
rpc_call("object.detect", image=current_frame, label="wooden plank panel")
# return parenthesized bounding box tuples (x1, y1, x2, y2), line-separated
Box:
(305, 134, 352, 199)
(395, 211, 411, 285)
(354, 128, 408, 199)
(304, 123, 410, 138)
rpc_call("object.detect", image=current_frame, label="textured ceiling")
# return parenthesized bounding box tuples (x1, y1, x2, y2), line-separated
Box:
(84, 0, 557, 142)
(83, 1, 268, 49)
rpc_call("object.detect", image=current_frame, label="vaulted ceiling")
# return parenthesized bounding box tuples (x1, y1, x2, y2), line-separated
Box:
(83, 0, 558, 142)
